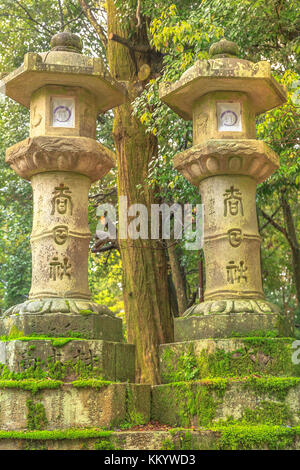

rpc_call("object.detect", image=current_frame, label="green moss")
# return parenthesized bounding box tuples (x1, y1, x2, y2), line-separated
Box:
(79, 310, 97, 315)
(160, 338, 300, 383)
(0, 335, 86, 347)
(217, 400, 293, 426)
(0, 379, 63, 394)
(7, 326, 24, 339)
(0, 428, 112, 440)
(71, 379, 112, 388)
(119, 384, 148, 429)
(243, 376, 300, 400)
(230, 330, 280, 338)
(26, 400, 48, 430)
(161, 438, 175, 450)
(0, 357, 105, 382)
(94, 439, 119, 450)
(153, 379, 228, 428)
(214, 425, 298, 450)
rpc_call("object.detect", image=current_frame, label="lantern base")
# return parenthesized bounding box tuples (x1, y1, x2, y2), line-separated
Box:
(183, 298, 279, 317)
(2, 297, 115, 317)
(174, 311, 285, 342)
(0, 298, 122, 341)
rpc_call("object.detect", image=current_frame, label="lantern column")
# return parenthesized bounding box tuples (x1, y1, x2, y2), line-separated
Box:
(0, 31, 126, 339)
(160, 39, 287, 338)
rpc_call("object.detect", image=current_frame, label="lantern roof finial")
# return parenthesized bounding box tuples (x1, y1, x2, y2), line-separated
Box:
(209, 37, 239, 58)
(50, 28, 83, 54)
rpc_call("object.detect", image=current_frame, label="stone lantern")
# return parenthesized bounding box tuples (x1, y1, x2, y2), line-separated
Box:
(159, 39, 287, 339)
(0, 31, 126, 338)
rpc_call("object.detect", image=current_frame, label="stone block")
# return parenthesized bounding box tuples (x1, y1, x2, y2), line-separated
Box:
(0, 313, 123, 341)
(151, 378, 300, 428)
(174, 313, 280, 341)
(159, 338, 300, 383)
(0, 339, 135, 382)
(0, 383, 150, 431)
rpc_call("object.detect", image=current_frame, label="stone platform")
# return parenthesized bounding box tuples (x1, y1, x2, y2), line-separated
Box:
(174, 312, 281, 341)
(0, 312, 122, 341)
(0, 339, 135, 382)
(159, 337, 300, 382)
(0, 426, 299, 450)
(0, 381, 150, 431)
(151, 377, 300, 428)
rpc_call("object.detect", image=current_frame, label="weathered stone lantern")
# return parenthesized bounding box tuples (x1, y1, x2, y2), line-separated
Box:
(0, 31, 126, 338)
(160, 38, 287, 339)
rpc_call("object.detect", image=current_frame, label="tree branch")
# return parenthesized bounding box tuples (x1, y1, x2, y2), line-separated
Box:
(92, 239, 119, 254)
(14, 0, 54, 35)
(78, 0, 108, 47)
(57, 0, 65, 31)
(258, 207, 294, 247)
(136, 0, 142, 28)
(260, 205, 282, 232)
(108, 33, 151, 53)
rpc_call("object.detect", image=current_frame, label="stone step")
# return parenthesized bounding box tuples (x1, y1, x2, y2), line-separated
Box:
(0, 381, 150, 431)
(174, 312, 282, 341)
(0, 312, 123, 341)
(0, 338, 135, 382)
(0, 426, 299, 450)
(159, 337, 299, 383)
(151, 377, 300, 428)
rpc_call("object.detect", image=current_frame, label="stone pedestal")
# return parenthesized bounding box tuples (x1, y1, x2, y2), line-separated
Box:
(0, 31, 146, 443)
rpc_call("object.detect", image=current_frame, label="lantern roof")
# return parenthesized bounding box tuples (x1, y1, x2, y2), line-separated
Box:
(0, 30, 126, 113)
(159, 38, 287, 120)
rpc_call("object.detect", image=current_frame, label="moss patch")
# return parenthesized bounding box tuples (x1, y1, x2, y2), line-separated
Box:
(213, 425, 299, 450)
(152, 379, 228, 427)
(160, 338, 300, 383)
(26, 399, 48, 430)
(0, 428, 112, 440)
(71, 379, 113, 389)
(0, 357, 105, 382)
(0, 379, 63, 394)
(243, 376, 300, 400)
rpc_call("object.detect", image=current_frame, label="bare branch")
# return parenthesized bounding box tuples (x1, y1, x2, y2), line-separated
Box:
(14, 0, 54, 35)
(259, 205, 282, 232)
(63, 10, 84, 28)
(77, 0, 108, 47)
(136, 0, 142, 28)
(258, 207, 294, 247)
(57, 0, 65, 31)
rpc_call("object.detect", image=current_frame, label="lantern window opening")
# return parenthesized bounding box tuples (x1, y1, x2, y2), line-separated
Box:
(50, 95, 76, 128)
(216, 101, 242, 133)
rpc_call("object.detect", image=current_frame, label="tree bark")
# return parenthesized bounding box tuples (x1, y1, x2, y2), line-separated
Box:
(167, 241, 188, 315)
(106, 0, 173, 384)
(280, 191, 300, 306)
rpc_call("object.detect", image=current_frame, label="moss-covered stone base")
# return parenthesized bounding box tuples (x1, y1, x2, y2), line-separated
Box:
(0, 313, 123, 341)
(0, 338, 135, 382)
(0, 381, 150, 430)
(0, 426, 299, 450)
(175, 313, 282, 341)
(160, 338, 300, 383)
(151, 377, 300, 428)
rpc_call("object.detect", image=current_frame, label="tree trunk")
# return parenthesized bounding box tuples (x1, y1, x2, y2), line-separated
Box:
(106, 0, 173, 384)
(167, 241, 188, 315)
(198, 250, 205, 303)
(280, 191, 300, 306)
